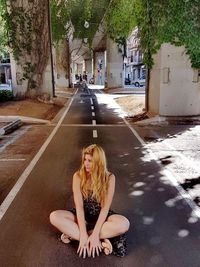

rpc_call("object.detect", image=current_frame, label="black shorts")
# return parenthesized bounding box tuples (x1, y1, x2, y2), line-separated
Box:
(70, 208, 116, 231)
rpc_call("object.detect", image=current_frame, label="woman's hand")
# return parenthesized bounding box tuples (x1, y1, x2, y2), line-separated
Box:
(87, 232, 102, 258)
(77, 232, 89, 258)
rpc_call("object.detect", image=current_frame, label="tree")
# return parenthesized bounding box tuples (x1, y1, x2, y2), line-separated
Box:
(0, 0, 8, 59)
(1, 0, 199, 97)
(106, 0, 200, 69)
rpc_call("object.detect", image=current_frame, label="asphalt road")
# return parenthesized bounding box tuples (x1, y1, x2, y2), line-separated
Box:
(0, 88, 200, 267)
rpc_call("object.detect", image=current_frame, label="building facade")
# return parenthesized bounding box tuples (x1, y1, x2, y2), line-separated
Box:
(125, 27, 145, 87)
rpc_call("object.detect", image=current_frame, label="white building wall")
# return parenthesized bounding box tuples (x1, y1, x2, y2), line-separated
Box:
(149, 49, 161, 115)
(106, 38, 123, 88)
(149, 43, 200, 116)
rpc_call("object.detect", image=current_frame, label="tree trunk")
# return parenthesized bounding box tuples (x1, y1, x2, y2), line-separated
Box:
(7, 0, 52, 98)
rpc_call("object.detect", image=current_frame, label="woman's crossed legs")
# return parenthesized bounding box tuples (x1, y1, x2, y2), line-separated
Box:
(49, 210, 130, 254)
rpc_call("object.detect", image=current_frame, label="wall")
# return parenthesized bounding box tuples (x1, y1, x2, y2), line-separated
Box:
(149, 43, 200, 116)
(149, 49, 161, 115)
(106, 38, 123, 88)
(11, 53, 53, 98)
(54, 41, 69, 89)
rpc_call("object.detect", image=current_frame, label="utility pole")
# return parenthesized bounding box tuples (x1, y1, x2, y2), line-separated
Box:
(47, 0, 56, 97)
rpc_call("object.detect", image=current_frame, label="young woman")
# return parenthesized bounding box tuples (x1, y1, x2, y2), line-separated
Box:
(50, 144, 130, 258)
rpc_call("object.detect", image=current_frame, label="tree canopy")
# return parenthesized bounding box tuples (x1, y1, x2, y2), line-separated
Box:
(0, 0, 200, 69)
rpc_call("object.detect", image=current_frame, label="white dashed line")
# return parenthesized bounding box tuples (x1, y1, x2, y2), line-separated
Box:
(92, 112, 95, 117)
(90, 98, 93, 105)
(92, 120, 96, 125)
(93, 130, 98, 138)
(91, 106, 94, 110)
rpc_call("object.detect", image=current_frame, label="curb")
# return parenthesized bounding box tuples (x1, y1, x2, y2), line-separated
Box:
(0, 119, 23, 136)
(0, 116, 49, 125)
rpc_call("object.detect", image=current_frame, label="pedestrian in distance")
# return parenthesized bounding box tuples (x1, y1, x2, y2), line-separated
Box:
(79, 74, 83, 83)
(50, 144, 130, 258)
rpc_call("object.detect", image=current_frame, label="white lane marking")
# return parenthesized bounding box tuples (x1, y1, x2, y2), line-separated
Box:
(0, 159, 26, 162)
(93, 130, 98, 138)
(122, 114, 200, 218)
(90, 98, 93, 105)
(92, 112, 95, 117)
(0, 89, 78, 221)
(123, 118, 145, 145)
(91, 106, 94, 110)
(92, 120, 96, 125)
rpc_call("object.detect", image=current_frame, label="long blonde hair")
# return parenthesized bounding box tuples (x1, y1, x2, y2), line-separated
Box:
(79, 144, 110, 206)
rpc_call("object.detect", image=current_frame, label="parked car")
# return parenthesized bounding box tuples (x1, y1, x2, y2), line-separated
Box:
(132, 78, 146, 87)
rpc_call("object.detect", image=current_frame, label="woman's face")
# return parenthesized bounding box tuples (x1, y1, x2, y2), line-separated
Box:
(84, 154, 93, 173)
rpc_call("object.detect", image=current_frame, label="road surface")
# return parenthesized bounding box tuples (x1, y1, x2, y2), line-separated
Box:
(0, 88, 200, 267)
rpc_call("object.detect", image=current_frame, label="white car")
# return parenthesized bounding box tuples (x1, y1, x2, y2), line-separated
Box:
(132, 78, 146, 87)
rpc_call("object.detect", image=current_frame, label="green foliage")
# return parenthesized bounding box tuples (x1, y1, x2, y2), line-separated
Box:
(51, 0, 70, 44)
(1, 0, 200, 79)
(0, 0, 8, 58)
(106, 0, 200, 69)
(0, 89, 13, 102)
(4, 5, 34, 60)
(106, 0, 137, 40)
(51, 0, 110, 45)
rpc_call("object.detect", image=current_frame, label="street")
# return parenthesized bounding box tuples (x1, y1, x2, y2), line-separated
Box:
(0, 88, 200, 267)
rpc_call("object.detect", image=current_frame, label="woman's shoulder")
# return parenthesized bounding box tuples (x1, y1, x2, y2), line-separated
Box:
(73, 171, 81, 180)
(108, 172, 115, 180)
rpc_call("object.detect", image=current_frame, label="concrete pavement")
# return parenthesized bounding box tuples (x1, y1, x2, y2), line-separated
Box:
(0, 88, 200, 266)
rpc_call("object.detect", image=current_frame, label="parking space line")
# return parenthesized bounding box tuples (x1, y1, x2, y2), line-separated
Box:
(0, 159, 26, 162)
(0, 89, 78, 221)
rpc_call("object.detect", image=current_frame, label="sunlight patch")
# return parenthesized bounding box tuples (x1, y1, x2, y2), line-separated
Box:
(178, 229, 189, 238)
(143, 216, 154, 225)
(130, 190, 144, 196)
(134, 182, 146, 188)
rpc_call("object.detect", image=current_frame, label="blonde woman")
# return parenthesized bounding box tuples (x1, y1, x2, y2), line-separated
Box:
(50, 144, 130, 258)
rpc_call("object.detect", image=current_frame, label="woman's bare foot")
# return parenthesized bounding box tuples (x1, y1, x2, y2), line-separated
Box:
(101, 238, 113, 255)
(60, 233, 71, 244)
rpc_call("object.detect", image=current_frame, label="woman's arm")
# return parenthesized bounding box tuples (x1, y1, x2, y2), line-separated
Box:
(93, 173, 115, 235)
(72, 172, 88, 258)
(87, 174, 115, 257)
